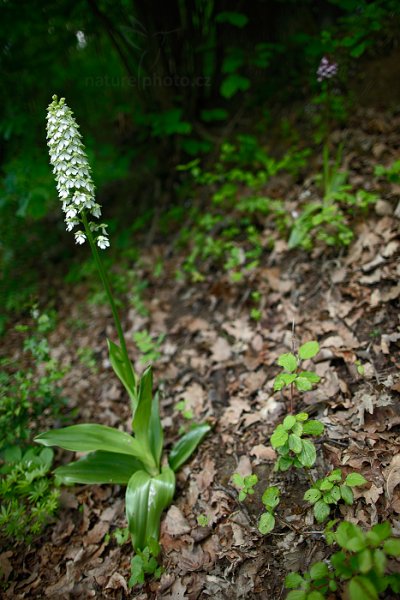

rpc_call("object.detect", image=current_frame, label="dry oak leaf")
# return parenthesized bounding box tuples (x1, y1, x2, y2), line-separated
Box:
(250, 444, 277, 462)
(210, 337, 232, 361)
(164, 505, 191, 536)
(385, 454, 400, 501)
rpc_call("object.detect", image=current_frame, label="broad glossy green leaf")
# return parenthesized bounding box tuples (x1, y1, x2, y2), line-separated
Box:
(35, 424, 155, 470)
(107, 339, 137, 407)
(133, 367, 153, 441)
(150, 391, 163, 468)
(125, 466, 175, 551)
(54, 450, 143, 485)
(36, 424, 139, 455)
(168, 424, 211, 472)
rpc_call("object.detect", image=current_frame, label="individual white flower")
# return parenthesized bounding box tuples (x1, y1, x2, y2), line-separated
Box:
(96, 235, 110, 250)
(74, 231, 86, 244)
(46, 95, 110, 249)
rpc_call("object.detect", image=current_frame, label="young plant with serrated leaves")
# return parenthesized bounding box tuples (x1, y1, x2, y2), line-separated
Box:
(231, 473, 258, 502)
(133, 330, 165, 365)
(270, 413, 324, 472)
(304, 470, 367, 523)
(35, 97, 210, 582)
(129, 538, 163, 588)
(0, 446, 59, 544)
(285, 560, 337, 600)
(258, 486, 280, 535)
(286, 520, 400, 600)
(274, 341, 321, 413)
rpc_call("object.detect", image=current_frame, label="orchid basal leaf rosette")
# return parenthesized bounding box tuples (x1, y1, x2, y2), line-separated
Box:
(37, 95, 210, 556)
(46, 95, 109, 249)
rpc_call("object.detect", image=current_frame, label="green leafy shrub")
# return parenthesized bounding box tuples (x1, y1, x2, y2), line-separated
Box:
(274, 341, 321, 394)
(0, 310, 66, 451)
(304, 470, 368, 523)
(231, 473, 258, 502)
(133, 330, 165, 365)
(0, 446, 59, 544)
(285, 520, 400, 599)
(271, 413, 324, 472)
(258, 486, 280, 535)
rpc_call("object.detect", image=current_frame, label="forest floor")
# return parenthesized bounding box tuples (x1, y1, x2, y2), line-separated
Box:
(2, 106, 400, 599)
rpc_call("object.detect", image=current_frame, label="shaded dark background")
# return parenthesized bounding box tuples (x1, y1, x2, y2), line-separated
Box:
(1, 0, 399, 327)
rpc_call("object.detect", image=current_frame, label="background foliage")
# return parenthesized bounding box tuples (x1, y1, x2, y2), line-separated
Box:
(1, 0, 400, 328)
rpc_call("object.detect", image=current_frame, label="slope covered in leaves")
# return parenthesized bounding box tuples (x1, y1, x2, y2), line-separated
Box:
(1, 105, 400, 599)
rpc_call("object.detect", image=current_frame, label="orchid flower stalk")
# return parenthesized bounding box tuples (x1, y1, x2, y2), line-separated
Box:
(46, 95, 137, 409)
(37, 96, 210, 560)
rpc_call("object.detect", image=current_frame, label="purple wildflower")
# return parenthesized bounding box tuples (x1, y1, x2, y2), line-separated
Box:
(317, 56, 338, 82)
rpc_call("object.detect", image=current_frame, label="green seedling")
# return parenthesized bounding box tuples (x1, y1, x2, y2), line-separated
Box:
(0, 446, 59, 543)
(304, 470, 368, 523)
(133, 330, 165, 365)
(286, 520, 400, 599)
(129, 538, 163, 588)
(285, 561, 337, 599)
(113, 526, 130, 545)
(77, 346, 98, 373)
(274, 341, 320, 413)
(258, 486, 280, 535)
(231, 473, 258, 502)
(197, 514, 209, 527)
(270, 413, 324, 472)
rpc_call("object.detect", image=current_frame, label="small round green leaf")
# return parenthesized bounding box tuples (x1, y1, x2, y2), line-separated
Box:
(298, 341, 320, 360)
(373, 549, 387, 576)
(296, 412, 309, 422)
(285, 572, 305, 589)
(283, 415, 297, 430)
(294, 377, 313, 391)
(314, 500, 331, 522)
(307, 592, 325, 600)
(286, 591, 307, 600)
(304, 488, 322, 504)
(258, 512, 275, 535)
(383, 538, 400, 557)
(309, 561, 329, 580)
(302, 420, 324, 436)
(348, 575, 378, 600)
(299, 439, 317, 468)
(340, 485, 354, 505)
(289, 433, 303, 454)
(271, 427, 289, 448)
(358, 549, 373, 574)
(262, 486, 280, 509)
(344, 473, 367, 487)
(277, 353, 298, 372)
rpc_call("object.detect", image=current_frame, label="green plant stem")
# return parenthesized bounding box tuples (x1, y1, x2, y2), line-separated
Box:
(81, 213, 137, 402)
